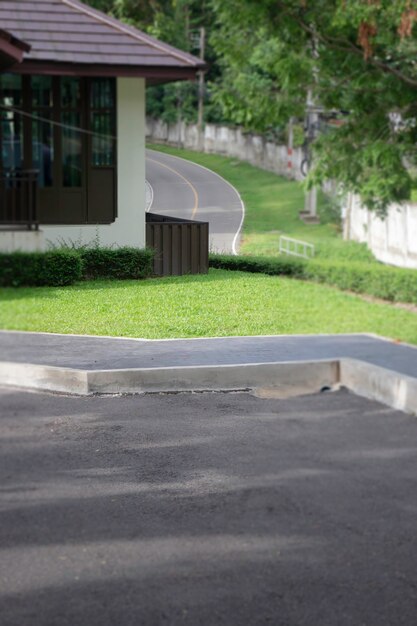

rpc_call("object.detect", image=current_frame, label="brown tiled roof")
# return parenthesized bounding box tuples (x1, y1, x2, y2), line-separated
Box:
(0, 0, 205, 80)
(0, 28, 30, 69)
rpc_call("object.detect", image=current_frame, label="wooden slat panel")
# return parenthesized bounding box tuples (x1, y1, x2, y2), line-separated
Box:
(200, 223, 209, 273)
(146, 217, 209, 277)
(171, 224, 180, 276)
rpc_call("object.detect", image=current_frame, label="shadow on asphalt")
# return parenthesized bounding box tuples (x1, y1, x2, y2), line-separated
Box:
(1, 388, 417, 625)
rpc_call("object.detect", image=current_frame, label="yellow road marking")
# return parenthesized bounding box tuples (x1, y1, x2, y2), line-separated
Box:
(147, 156, 199, 219)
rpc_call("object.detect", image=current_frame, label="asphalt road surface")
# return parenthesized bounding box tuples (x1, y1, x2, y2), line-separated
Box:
(146, 149, 244, 254)
(1, 387, 417, 625)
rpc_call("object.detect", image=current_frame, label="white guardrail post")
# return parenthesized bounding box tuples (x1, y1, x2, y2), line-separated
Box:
(279, 236, 315, 259)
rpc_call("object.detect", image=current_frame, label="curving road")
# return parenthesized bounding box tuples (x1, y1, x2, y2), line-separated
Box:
(145, 148, 244, 254)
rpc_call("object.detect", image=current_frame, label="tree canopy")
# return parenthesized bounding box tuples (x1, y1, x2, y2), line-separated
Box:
(87, 0, 417, 213)
(210, 0, 417, 213)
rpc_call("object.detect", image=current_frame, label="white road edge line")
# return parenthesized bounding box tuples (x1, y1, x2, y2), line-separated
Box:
(145, 179, 154, 213)
(146, 147, 245, 256)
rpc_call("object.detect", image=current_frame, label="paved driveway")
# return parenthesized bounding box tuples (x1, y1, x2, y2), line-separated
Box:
(146, 149, 244, 254)
(1, 387, 417, 625)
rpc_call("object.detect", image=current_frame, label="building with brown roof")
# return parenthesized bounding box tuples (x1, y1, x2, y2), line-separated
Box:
(0, 0, 204, 252)
(0, 29, 30, 70)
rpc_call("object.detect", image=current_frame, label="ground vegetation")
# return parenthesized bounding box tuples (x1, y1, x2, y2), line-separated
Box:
(1, 270, 416, 343)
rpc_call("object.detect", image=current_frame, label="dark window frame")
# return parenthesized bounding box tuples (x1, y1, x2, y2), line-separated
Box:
(0, 74, 117, 224)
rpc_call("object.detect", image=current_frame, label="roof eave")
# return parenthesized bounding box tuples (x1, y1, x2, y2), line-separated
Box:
(11, 59, 205, 81)
(0, 30, 31, 70)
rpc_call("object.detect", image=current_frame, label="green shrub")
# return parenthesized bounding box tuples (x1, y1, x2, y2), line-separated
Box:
(304, 260, 417, 303)
(0, 246, 154, 287)
(0, 250, 82, 287)
(304, 261, 366, 292)
(209, 253, 417, 304)
(79, 247, 154, 280)
(210, 253, 305, 277)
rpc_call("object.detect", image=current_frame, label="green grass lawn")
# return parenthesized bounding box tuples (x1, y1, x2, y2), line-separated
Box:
(147, 143, 375, 262)
(1, 145, 414, 344)
(1, 270, 416, 344)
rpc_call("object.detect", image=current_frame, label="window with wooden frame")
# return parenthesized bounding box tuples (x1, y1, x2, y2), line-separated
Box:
(0, 74, 117, 224)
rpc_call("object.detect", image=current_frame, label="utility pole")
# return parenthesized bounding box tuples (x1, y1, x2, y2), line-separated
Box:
(197, 26, 206, 150)
(287, 116, 294, 176)
(303, 89, 319, 220)
(301, 29, 320, 223)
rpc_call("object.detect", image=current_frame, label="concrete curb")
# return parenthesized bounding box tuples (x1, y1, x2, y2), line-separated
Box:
(0, 361, 89, 395)
(0, 357, 416, 416)
(341, 359, 417, 416)
(86, 360, 340, 395)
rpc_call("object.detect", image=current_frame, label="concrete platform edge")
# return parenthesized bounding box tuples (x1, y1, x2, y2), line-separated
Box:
(85, 360, 340, 395)
(341, 359, 417, 416)
(0, 361, 89, 395)
(0, 357, 416, 416)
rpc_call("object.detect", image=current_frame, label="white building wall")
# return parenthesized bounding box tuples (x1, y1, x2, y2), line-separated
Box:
(42, 77, 146, 250)
(0, 230, 45, 253)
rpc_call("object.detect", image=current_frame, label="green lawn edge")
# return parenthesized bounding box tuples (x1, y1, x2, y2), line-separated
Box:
(0, 270, 416, 345)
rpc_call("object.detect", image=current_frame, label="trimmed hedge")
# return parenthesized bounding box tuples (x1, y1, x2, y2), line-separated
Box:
(304, 259, 417, 304)
(0, 250, 82, 287)
(0, 246, 154, 287)
(79, 247, 154, 280)
(209, 253, 417, 304)
(209, 253, 305, 278)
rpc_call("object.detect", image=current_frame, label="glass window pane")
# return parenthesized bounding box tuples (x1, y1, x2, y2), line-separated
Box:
(1, 111, 23, 170)
(91, 111, 114, 166)
(32, 76, 53, 108)
(32, 116, 53, 187)
(62, 112, 81, 187)
(90, 78, 114, 109)
(61, 77, 80, 109)
(0, 73, 22, 108)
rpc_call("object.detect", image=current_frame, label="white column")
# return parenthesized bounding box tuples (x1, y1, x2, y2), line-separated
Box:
(116, 77, 146, 248)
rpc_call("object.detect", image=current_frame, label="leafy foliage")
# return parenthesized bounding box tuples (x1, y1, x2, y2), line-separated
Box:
(80, 247, 154, 280)
(85, 0, 417, 213)
(0, 250, 82, 287)
(0, 247, 154, 287)
(85, 0, 220, 124)
(210, 0, 417, 213)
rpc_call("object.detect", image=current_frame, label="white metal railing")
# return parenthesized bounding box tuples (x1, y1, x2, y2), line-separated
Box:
(279, 235, 315, 259)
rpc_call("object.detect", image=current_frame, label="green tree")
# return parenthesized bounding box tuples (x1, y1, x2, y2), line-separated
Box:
(86, 0, 218, 124)
(211, 0, 417, 214)
(84, 0, 171, 28)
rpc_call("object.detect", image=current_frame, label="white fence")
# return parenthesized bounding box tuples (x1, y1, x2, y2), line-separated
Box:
(344, 194, 417, 270)
(146, 118, 304, 181)
(279, 236, 315, 259)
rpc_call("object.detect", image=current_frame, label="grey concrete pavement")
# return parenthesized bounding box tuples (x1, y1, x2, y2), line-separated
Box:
(0, 331, 415, 375)
(1, 387, 417, 625)
(1, 331, 417, 412)
(146, 149, 244, 254)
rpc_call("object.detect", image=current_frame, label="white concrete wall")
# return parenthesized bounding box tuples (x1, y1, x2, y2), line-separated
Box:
(345, 193, 417, 269)
(42, 77, 146, 249)
(146, 118, 304, 181)
(0, 230, 45, 252)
